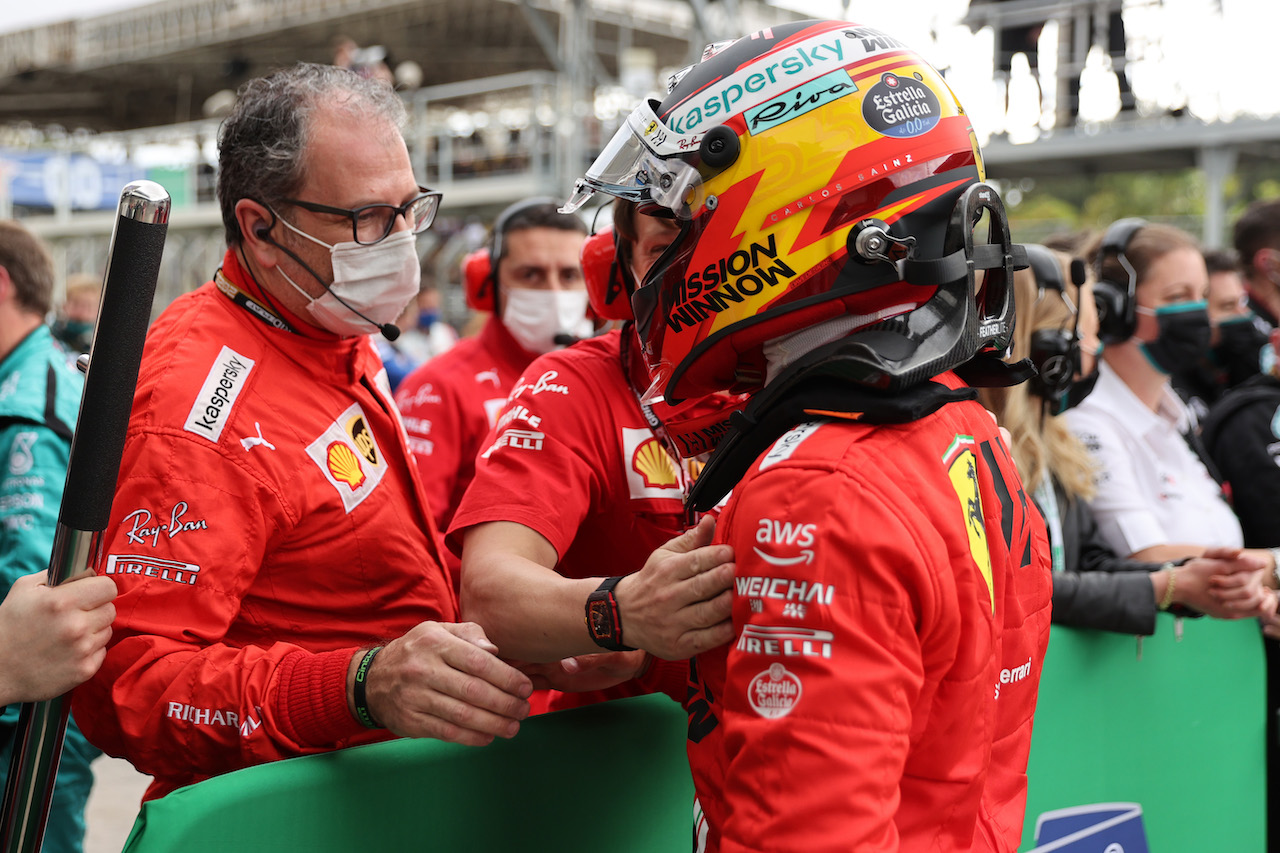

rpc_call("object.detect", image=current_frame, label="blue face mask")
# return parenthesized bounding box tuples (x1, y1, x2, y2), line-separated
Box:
(417, 309, 440, 330)
(1138, 300, 1211, 376)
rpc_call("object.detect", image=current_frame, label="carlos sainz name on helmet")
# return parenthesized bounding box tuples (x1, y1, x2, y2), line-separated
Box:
(668, 233, 796, 332)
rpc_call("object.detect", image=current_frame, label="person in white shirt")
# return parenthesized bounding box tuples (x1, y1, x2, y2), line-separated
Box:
(1066, 220, 1277, 576)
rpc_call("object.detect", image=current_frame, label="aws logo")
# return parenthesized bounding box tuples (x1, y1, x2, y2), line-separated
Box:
(753, 517, 817, 567)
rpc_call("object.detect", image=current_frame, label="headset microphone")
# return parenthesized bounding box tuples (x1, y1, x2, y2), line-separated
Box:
(552, 333, 579, 347)
(323, 286, 402, 341)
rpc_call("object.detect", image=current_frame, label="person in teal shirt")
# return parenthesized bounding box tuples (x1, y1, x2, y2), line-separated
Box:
(1, 219, 117, 853)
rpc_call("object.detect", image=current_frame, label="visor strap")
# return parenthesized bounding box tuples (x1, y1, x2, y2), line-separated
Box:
(901, 242, 1027, 288)
(901, 250, 969, 286)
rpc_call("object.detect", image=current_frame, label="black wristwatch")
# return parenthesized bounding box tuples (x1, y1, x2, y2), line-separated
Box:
(586, 576, 636, 652)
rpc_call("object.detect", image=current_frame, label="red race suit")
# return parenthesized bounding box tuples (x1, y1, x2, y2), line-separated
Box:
(73, 250, 456, 800)
(395, 316, 538, 544)
(686, 374, 1052, 852)
(448, 329, 703, 709)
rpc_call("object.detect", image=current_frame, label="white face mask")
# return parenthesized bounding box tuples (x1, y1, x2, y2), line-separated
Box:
(501, 288, 593, 354)
(274, 217, 421, 337)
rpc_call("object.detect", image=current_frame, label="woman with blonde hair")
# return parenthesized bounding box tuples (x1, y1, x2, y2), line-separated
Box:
(980, 245, 1274, 633)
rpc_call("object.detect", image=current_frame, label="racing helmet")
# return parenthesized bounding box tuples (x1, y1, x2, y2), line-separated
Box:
(563, 20, 1020, 402)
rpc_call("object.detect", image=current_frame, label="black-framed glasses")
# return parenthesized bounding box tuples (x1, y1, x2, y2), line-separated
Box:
(282, 185, 443, 245)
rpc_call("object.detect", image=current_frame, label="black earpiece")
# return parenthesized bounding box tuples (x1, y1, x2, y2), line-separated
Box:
(1093, 218, 1146, 345)
(1024, 244, 1080, 402)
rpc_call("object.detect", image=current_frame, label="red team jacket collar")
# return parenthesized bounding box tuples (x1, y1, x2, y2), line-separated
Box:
(220, 248, 343, 343)
(217, 249, 378, 385)
(479, 315, 544, 375)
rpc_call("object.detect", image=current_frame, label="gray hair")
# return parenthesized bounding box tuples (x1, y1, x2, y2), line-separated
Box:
(216, 63, 407, 246)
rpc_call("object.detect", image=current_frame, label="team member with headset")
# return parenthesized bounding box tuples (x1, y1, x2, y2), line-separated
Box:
(73, 64, 575, 799)
(1065, 219, 1270, 565)
(455, 201, 745, 709)
(979, 244, 1273, 635)
(394, 199, 590, 548)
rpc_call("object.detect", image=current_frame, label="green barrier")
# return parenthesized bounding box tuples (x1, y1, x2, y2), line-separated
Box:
(122, 694, 693, 853)
(119, 617, 1268, 851)
(1021, 616, 1266, 851)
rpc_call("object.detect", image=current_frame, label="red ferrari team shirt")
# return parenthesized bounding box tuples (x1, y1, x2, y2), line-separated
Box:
(395, 316, 538, 541)
(449, 330, 698, 708)
(686, 375, 1052, 852)
(73, 251, 457, 800)
(449, 329, 693, 578)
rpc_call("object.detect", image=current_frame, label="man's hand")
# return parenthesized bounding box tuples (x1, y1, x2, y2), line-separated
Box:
(0, 571, 116, 706)
(515, 650, 649, 693)
(356, 621, 532, 746)
(613, 515, 735, 661)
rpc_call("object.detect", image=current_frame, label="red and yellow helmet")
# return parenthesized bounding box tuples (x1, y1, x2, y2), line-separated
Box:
(563, 20, 1019, 402)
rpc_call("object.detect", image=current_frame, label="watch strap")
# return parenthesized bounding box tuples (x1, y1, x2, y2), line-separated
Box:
(586, 575, 636, 652)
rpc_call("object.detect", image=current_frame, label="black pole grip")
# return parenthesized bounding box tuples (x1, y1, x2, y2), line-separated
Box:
(58, 181, 169, 532)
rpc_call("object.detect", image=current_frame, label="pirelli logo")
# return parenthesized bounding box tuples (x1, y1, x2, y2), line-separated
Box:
(105, 554, 200, 585)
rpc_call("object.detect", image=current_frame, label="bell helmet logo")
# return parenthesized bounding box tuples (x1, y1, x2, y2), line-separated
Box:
(863, 72, 941, 139)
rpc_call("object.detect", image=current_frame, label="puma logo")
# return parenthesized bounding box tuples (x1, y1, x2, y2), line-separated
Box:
(240, 422, 276, 452)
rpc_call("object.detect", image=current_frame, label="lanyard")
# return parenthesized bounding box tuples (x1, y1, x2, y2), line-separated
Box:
(621, 330, 700, 524)
(215, 268, 298, 334)
(1033, 476, 1066, 574)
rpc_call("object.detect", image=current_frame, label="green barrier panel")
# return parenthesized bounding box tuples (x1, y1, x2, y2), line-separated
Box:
(122, 694, 692, 853)
(1021, 616, 1266, 851)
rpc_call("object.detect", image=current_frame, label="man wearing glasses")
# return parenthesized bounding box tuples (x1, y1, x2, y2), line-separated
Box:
(71, 64, 544, 799)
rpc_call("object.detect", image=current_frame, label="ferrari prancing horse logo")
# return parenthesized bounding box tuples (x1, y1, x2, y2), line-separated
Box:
(943, 434, 994, 614)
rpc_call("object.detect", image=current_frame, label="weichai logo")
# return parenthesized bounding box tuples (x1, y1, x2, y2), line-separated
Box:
(668, 233, 797, 332)
(667, 36, 848, 134)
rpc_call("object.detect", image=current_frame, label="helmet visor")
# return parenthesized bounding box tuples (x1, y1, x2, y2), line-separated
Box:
(561, 101, 706, 217)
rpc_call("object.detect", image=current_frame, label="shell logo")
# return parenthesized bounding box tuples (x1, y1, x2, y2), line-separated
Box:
(326, 441, 366, 490)
(632, 437, 679, 489)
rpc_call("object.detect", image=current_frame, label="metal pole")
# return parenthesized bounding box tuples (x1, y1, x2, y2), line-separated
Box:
(0, 180, 170, 853)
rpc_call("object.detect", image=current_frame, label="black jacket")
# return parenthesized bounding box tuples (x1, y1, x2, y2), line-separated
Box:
(1037, 476, 1165, 636)
(1201, 373, 1280, 549)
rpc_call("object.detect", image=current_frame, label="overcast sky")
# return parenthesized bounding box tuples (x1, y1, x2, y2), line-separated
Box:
(4, 0, 1271, 135)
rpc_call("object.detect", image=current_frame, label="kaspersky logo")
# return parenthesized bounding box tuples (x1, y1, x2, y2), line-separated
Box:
(667, 35, 849, 134)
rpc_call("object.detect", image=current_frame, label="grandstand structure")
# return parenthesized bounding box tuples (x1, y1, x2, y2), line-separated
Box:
(965, 0, 1280, 248)
(3, 0, 1280, 315)
(0, 0, 796, 312)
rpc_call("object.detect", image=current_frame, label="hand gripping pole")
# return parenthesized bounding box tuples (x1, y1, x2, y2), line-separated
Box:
(0, 181, 170, 853)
